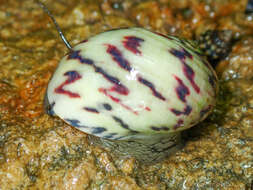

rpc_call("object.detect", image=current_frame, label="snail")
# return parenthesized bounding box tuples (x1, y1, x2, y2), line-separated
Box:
(40, 1, 218, 163)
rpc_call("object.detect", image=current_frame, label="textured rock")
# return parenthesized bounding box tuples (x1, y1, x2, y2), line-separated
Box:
(0, 0, 252, 189)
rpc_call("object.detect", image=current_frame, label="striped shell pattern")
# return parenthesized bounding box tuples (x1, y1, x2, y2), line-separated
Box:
(46, 28, 218, 141)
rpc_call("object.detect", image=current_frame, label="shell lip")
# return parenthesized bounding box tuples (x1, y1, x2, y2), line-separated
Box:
(43, 91, 55, 116)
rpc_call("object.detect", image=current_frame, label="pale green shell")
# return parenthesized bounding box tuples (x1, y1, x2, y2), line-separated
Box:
(46, 27, 218, 141)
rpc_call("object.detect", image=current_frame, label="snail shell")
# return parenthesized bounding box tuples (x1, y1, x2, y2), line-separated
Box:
(45, 27, 218, 162)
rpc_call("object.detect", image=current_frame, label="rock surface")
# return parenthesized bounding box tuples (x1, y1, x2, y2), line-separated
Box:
(0, 0, 252, 189)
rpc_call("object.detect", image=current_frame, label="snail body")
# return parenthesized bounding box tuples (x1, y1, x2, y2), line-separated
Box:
(45, 27, 218, 163)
